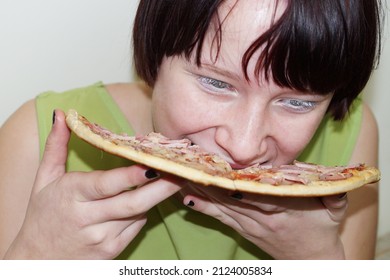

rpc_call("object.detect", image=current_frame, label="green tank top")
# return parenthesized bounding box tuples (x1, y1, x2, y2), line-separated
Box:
(35, 82, 362, 259)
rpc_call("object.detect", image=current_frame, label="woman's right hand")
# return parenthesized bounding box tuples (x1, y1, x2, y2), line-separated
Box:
(3, 110, 181, 259)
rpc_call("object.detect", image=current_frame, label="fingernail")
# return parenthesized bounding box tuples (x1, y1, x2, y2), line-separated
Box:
(338, 192, 347, 200)
(187, 200, 195, 207)
(145, 169, 159, 179)
(52, 110, 56, 125)
(230, 192, 243, 200)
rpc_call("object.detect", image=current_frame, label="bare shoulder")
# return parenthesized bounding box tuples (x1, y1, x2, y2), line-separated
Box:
(0, 99, 40, 159)
(340, 101, 379, 259)
(105, 81, 152, 102)
(350, 102, 378, 166)
(0, 99, 40, 257)
(104, 82, 154, 134)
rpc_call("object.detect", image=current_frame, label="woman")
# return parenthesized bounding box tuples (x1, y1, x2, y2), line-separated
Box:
(0, 0, 382, 259)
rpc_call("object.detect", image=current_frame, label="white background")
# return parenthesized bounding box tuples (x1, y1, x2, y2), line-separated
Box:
(0, 260, 388, 279)
(0, 0, 389, 239)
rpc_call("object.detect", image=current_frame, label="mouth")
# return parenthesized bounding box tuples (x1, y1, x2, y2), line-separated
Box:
(228, 161, 272, 170)
(229, 163, 252, 170)
(189, 139, 273, 170)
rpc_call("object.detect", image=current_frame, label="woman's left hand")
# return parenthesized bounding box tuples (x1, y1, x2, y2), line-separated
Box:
(181, 183, 348, 259)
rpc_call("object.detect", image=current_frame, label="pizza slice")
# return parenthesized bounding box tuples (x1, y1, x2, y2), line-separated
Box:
(65, 109, 380, 197)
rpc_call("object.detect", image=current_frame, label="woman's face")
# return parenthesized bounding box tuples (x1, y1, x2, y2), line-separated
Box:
(151, 0, 333, 168)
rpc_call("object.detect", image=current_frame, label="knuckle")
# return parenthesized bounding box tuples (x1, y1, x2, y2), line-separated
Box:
(92, 172, 111, 197)
(138, 216, 148, 227)
(124, 200, 147, 215)
(213, 212, 225, 222)
(87, 230, 107, 247)
(73, 209, 94, 229)
(264, 219, 283, 233)
(43, 134, 57, 153)
(99, 241, 122, 259)
(257, 202, 286, 213)
(59, 172, 84, 196)
(101, 218, 149, 259)
(121, 165, 148, 188)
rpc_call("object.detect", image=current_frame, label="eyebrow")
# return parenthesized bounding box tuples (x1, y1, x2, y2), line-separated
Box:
(195, 62, 243, 82)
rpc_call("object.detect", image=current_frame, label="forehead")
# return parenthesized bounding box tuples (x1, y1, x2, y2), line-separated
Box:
(219, 0, 286, 32)
(201, 0, 287, 76)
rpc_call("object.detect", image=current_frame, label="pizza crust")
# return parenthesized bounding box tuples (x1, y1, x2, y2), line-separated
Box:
(65, 109, 381, 197)
(65, 109, 237, 190)
(233, 167, 380, 196)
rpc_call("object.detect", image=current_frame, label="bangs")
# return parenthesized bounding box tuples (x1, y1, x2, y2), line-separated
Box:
(247, 4, 348, 94)
(133, 0, 382, 120)
(239, 0, 381, 120)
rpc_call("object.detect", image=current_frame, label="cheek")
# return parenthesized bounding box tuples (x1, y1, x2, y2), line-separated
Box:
(274, 116, 324, 162)
(151, 87, 212, 138)
(280, 131, 313, 157)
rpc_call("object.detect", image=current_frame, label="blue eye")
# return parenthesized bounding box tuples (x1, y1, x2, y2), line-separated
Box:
(198, 76, 237, 95)
(200, 77, 229, 89)
(281, 99, 317, 112)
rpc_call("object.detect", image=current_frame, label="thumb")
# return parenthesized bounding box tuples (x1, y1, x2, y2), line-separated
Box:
(321, 193, 348, 223)
(33, 109, 71, 194)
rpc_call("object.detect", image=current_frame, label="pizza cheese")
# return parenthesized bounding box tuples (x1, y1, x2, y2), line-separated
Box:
(65, 109, 380, 197)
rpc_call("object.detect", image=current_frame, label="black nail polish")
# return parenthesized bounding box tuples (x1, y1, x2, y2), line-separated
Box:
(187, 200, 195, 207)
(52, 110, 56, 125)
(145, 169, 159, 179)
(230, 192, 243, 200)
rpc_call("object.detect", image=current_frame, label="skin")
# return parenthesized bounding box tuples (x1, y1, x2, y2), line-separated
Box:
(0, 0, 378, 259)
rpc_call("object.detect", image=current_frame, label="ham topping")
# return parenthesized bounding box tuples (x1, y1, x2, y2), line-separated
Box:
(231, 160, 362, 185)
(82, 118, 363, 186)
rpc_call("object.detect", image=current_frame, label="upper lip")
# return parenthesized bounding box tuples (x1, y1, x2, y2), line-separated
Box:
(229, 163, 251, 170)
(228, 160, 272, 170)
(197, 145, 270, 169)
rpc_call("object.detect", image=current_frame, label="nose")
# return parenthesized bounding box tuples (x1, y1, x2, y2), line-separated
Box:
(214, 104, 271, 166)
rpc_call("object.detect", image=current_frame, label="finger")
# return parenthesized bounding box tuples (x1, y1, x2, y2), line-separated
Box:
(77, 165, 160, 201)
(75, 216, 147, 259)
(183, 191, 304, 242)
(87, 176, 182, 221)
(321, 193, 348, 222)
(33, 109, 70, 194)
(181, 183, 267, 228)
(183, 193, 245, 231)
(114, 218, 147, 257)
(228, 191, 288, 213)
(188, 183, 287, 213)
(182, 185, 299, 232)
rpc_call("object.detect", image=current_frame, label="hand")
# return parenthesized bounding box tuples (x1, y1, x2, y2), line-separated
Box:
(4, 110, 181, 259)
(181, 183, 348, 259)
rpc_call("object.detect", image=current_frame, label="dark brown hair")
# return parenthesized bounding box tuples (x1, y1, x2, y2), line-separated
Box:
(133, 0, 383, 120)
